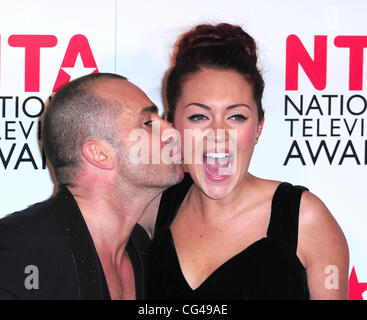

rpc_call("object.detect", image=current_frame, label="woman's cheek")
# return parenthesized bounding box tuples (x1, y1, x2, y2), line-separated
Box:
(236, 129, 256, 150)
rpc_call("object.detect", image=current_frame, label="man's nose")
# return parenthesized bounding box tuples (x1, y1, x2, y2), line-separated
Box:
(160, 118, 179, 145)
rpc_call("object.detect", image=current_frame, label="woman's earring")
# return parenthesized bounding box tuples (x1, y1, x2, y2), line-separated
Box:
(255, 137, 259, 145)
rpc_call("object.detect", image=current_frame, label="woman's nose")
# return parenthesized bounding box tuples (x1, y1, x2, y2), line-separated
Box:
(209, 118, 228, 144)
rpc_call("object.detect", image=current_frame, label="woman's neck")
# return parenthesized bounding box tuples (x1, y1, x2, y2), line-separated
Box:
(183, 173, 258, 226)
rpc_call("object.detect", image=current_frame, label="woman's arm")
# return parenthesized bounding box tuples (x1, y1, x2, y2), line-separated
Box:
(297, 191, 349, 300)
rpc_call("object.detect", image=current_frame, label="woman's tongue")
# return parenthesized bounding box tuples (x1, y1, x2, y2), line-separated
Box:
(203, 155, 230, 177)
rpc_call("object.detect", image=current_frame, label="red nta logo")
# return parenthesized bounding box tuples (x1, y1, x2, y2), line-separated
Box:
(286, 35, 367, 91)
(6, 34, 98, 92)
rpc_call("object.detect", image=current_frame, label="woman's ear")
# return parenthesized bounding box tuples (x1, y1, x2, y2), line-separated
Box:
(257, 116, 265, 139)
(82, 140, 115, 170)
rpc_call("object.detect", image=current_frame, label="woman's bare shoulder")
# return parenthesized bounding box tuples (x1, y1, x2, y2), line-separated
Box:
(298, 191, 349, 260)
(297, 190, 349, 299)
(298, 191, 347, 243)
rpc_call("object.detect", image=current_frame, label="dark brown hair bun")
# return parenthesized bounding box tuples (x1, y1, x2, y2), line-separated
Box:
(165, 23, 264, 123)
(175, 23, 258, 67)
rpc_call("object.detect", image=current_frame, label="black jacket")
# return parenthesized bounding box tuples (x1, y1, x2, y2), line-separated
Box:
(0, 185, 150, 299)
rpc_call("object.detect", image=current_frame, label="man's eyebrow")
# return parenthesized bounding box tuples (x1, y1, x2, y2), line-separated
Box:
(141, 105, 159, 113)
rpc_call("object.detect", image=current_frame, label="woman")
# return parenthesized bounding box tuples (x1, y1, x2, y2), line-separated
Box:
(141, 23, 349, 299)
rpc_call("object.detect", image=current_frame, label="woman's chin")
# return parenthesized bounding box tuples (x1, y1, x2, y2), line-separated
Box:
(202, 188, 233, 200)
(190, 165, 238, 200)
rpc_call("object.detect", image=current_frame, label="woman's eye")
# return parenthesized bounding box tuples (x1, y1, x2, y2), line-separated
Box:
(228, 114, 247, 122)
(188, 114, 209, 122)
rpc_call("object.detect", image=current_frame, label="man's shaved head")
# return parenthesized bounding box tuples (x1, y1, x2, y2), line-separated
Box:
(42, 73, 127, 184)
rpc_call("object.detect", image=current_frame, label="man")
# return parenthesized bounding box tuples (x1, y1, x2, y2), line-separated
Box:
(0, 73, 184, 299)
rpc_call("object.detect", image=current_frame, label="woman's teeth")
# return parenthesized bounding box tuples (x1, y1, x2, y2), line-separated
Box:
(203, 152, 232, 177)
(205, 152, 230, 159)
(205, 153, 230, 163)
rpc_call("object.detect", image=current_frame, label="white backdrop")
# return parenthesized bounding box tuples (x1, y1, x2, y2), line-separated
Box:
(0, 0, 366, 299)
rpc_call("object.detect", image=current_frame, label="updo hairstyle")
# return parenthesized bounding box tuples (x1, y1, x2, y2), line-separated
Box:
(165, 23, 265, 123)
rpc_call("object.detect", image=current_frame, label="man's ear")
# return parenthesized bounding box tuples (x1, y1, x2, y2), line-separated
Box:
(82, 140, 115, 170)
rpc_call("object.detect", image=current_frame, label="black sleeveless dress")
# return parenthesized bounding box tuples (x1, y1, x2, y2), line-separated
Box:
(146, 174, 310, 300)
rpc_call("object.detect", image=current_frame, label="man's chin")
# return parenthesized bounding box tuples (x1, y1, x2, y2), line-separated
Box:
(176, 165, 185, 182)
(160, 164, 185, 188)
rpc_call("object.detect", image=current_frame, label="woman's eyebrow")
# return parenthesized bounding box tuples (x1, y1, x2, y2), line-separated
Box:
(184, 102, 211, 110)
(226, 104, 251, 110)
(184, 103, 251, 110)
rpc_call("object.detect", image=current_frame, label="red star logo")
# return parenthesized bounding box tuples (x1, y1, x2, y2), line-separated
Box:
(348, 266, 367, 300)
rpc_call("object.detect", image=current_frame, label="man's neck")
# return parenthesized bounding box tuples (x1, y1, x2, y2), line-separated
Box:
(67, 184, 160, 300)
(67, 182, 163, 255)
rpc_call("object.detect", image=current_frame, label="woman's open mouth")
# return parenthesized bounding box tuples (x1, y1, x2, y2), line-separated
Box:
(202, 151, 233, 180)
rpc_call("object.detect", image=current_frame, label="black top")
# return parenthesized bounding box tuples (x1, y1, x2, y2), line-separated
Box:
(146, 174, 310, 300)
(0, 185, 150, 300)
